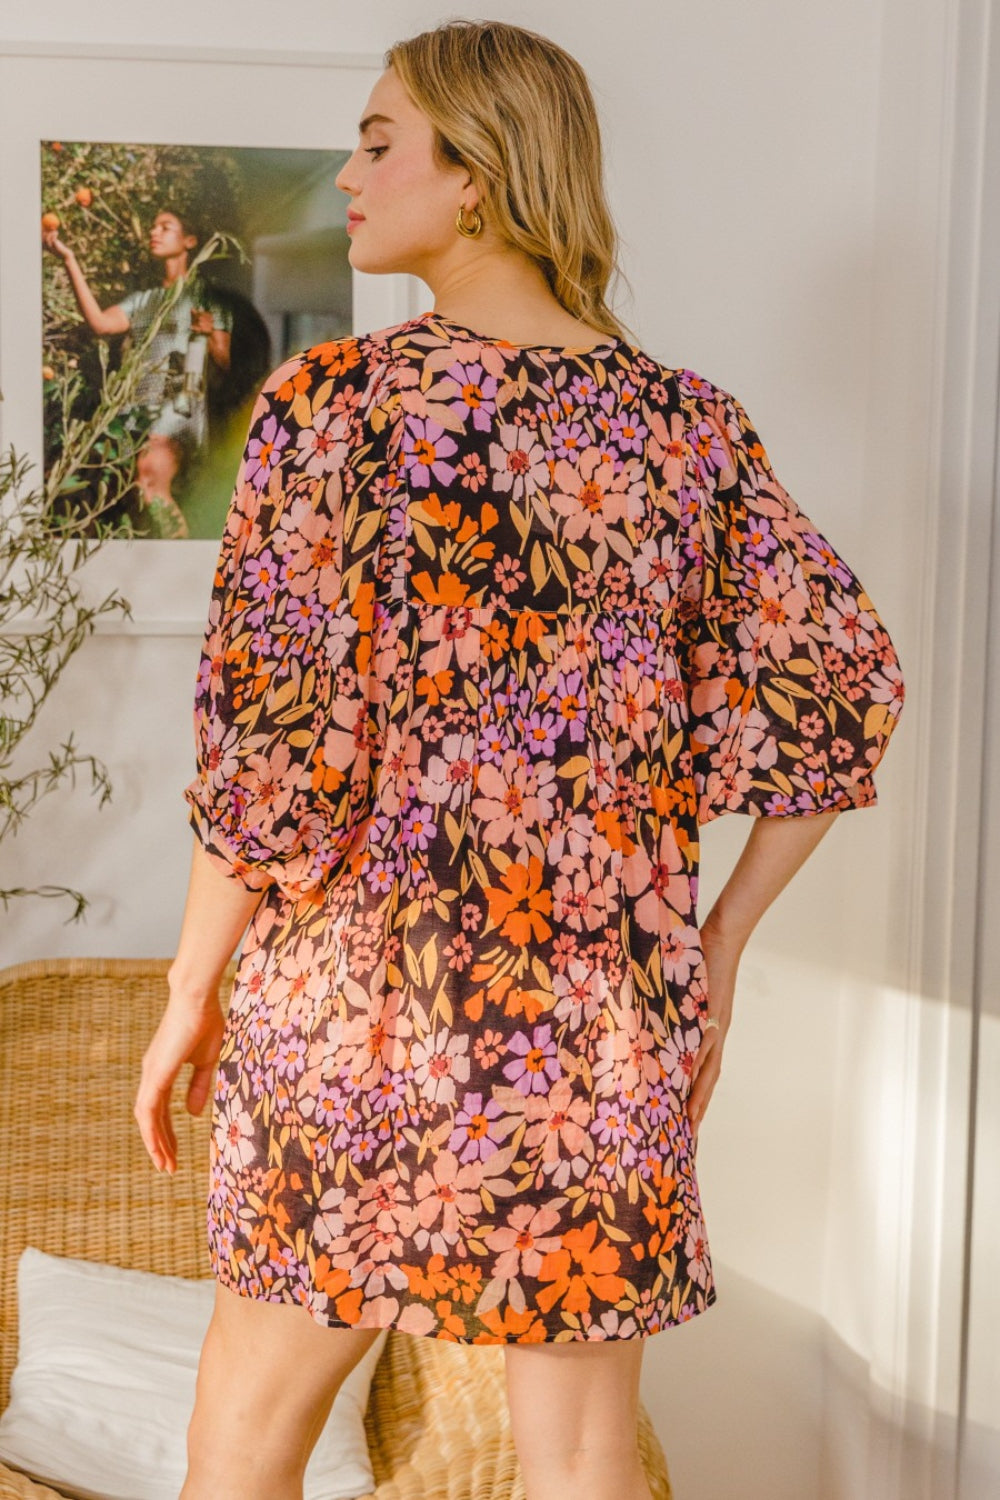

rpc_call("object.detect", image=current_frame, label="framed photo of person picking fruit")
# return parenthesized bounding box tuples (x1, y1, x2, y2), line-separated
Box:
(0, 43, 412, 625)
(39, 142, 354, 541)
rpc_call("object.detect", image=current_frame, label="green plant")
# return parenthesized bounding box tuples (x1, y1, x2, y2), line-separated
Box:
(1, 233, 239, 919)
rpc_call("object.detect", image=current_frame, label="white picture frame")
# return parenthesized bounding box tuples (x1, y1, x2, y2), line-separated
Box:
(0, 43, 424, 634)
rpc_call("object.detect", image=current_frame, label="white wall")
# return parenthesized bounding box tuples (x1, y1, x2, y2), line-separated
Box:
(0, 3, 976, 1497)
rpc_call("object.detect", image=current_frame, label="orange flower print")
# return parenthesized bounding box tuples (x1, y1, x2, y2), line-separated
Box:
(535, 1220, 628, 1317)
(484, 855, 554, 944)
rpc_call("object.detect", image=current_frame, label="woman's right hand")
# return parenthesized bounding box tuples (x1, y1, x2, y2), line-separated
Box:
(687, 916, 741, 1143)
(133, 985, 226, 1175)
(41, 228, 72, 260)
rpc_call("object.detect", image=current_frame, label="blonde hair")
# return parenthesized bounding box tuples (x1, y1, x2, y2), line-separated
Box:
(385, 20, 630, 340)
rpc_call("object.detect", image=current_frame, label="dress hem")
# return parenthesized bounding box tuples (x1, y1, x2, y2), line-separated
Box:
(209, 1259, 719, 1344)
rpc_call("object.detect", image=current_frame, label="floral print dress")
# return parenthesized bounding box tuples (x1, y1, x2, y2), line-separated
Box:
(184, 310, 904, 1343)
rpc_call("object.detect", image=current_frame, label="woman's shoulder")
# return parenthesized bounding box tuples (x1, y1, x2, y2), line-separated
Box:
(252, 323, 413, 421)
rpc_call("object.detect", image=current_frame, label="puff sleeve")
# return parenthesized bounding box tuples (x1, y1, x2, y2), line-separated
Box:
(183, 343, 387, 898)
(676, 374, 905, 824)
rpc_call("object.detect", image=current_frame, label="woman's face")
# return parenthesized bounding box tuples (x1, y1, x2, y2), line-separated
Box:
(149, 212, 196, 261)
(335, 67, 476, 281)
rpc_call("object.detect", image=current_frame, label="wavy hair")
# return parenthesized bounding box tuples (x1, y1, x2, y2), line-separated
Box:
(385, 20, 629, 339)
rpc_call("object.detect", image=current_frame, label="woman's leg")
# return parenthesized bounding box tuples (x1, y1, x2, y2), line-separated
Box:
(181, 1281, 383, 1500)
(503, 1338, 655, 1500)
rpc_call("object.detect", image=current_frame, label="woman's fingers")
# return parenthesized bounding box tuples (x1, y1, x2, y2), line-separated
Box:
(134, 1001, 225, 1173)
(134, 1061, 177, 1174)
(687, 1029, 724, 1136)
(186, 1064, 215, 1117)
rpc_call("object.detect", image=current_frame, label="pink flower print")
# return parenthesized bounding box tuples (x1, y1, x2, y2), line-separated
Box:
(349, 1126, 380, 1165)
(550, 447, 643, 545)
(401, 800, 437, 853)
(245, 412, 290, 492)
(410, 1029, 471, 1106)
(472, 1027, 505, 1068)
(688, 418, 727, 482)
(218, 1099, 256, 1173)
(632, 531, 682, 606)
(830, 736, 857, 764)
(522, 705, 561, 758)
(366, 1071, 408, 1114)
(647, 410, 690, 490)
(660, 924, 702, 987)
(204, 721, 244, 791)
(550, 420, 587, 460)
(457, 453, 488, 491)
(448, 1090, 505, 1164)
(241, 740, 295, 815)
(869, 667, 905, 711)
(412, 1149, 482, 1255)
(445, 360, 499, 430)
(294, 407, 350, 479)
(738, 569, 811, 662)
(245, 549, 279, 604)
(570, 373, 599, 405)
(285, 592, 322, 636)
(609, 411, 648, 454)
(484, 1203, 563, 1280)
(593, 1309, 639, 1339)
(274, 1027, 307, 1080)
(521, 1076, 591, 1178)
(685, 1228, 711, 1288)
(488, 425, 549, 502)
(423, 733, 475, 810)
(803, 530, 853, 586)
(824, 592, 878, 653)
(552, 858, 617, 934)
(763, 791, 795, 814)
(403, 416, 458, 487)
(661, 1029, 698, 1093)
(470, 759, 525, 844)
(502, 1023, 561, 1095)
(358, 1170, 419, 1241)
(740, 513, 778, 560)
(552, 666, 588, 744)
(553, 957, 608, 1030)
(592, 1097, 633, 1150)
(798, 711, 826, 741)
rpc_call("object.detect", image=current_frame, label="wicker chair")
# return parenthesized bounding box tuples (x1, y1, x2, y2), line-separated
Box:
(0, 958, 672, 1500)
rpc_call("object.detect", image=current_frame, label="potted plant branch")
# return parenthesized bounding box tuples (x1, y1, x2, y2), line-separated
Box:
(0, 233, 237, 920)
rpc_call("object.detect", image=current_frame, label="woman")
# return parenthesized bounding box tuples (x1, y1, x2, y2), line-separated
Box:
(135, 19, 904, 1500)
(43, 207, 233, 536)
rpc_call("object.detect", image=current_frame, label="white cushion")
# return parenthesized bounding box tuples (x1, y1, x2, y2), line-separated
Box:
(0, 1247, 388, 1500)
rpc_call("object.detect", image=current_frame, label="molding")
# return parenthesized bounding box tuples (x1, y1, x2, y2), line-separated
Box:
(0, 42, 383, 69)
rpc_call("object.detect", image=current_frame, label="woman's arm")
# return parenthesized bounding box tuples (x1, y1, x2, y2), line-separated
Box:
(133, 839, 266, 1174)
(689, 808, 840, 1138)
(190, 307, 231, 372)
(42, 230, 130, 336)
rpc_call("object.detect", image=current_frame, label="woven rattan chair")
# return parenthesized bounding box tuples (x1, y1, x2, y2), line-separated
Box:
(0, 957, 672, 1500)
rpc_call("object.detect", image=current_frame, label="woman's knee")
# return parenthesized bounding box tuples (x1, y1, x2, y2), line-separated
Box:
(503, 1338, 646, 1473)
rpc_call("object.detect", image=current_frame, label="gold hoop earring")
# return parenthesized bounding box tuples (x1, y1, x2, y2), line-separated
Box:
(456, 205, 483, 238)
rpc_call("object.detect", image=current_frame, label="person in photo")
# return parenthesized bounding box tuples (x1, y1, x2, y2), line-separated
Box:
(43, 207, 234, 537)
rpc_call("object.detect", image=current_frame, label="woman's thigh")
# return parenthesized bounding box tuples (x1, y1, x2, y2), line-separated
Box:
(185, 1281, 382, 1489)
(503, 1336, 647, 1481)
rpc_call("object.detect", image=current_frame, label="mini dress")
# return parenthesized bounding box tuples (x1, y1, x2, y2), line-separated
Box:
(184, 311, 905, 1342)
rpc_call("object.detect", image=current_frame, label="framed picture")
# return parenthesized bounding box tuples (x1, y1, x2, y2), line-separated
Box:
(0, 43, 423, 628)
